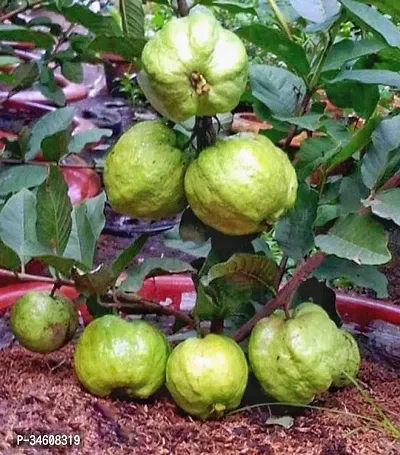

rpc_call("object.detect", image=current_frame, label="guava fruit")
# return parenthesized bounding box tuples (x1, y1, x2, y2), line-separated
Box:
(184, 133, 298, 235)
(74, 315, 169, 399)
(103, 120, 188, 219)
(10, 291, 78, 353)
(166, 334, 248, 420)
(248, 302, 360, 404)
(139, 11, 248, 122)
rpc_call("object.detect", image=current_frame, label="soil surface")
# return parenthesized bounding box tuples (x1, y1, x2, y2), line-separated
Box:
(0, 344, 399, 455)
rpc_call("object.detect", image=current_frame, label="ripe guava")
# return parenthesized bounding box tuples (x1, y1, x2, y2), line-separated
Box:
(74, 315, 170, 399)
(248, 302, 361, 404)
(10, 291, 78, 353)
(166, 334, 248, 420)
(184, 133, 298, 235)
(104, 120, 188, 219)
(139, 11, 248, 122)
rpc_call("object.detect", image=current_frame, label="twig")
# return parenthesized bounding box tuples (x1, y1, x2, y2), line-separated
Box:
(274, 254, 288, 290)
(0, 0, 42, 22)
(210, 318, 224, 334)
(176, 0, 189, 17)
(379, 172, 400, 192)
(232, 251, 326, 342)
(267, 0, 292, 40)
(283, 91, 312, 149)
(1, 159, 102, 172)
(0, 268, 74, 286)
(50, 280, 61, 297)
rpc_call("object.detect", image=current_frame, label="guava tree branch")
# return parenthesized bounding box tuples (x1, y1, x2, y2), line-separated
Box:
(232, 251, 326, 342)
(0, 0, 42, 22)
(0, 268, 74, 286)
(380, 172, 400, 192)
(176, 0, 189, 17)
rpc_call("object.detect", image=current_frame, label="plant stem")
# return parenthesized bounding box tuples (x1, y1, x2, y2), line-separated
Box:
(379, 172, 400, 192)
(176, 0, 189, 17)
(283, 90, 312, 149)
(0, 0, 42, 22)
(1, 159, 101, 172)
(0, 268, 74, 286)
(210, 318, 224, 334)
(274, 253, 288, 290)
(267, 0, 292, 40)
(232, 251, 326, 342)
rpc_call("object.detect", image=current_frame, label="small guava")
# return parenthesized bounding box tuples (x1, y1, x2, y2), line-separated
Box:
(166, 334, 248, 420)
(10, 291, 78, 353)
(184, 133, 298, 235)
(103, 120, 188, 220)
(74, 315, 170, 399)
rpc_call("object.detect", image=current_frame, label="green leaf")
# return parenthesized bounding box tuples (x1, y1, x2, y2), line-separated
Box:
(274, 113, 324, 131)
(36, 255, 88, 276)
(0, 189, 45, 264)
(88, 36, 146, 61)
(26, 107, 75, 159)
(276, 184, 319, 260)
(363, 189, 400, 226)
(315, 213, 391, 265)
(36, 166, 72, 255)
(39, 66, 66, 107)
(362, 0, 400, 21)
(59, 4, 122, 36)
(0, 25, 54, 49)
(121, 258, 194, 292)
(249, 65, 306, 117)
(63, 192, 106, 267)
(361, 115, 400, 189)
(314, 204, 339, 227)
(163, 226, 211, 258)
(41, 129, 72, 161)
(201, 253, 278, 290)
(290, 0, 340, 22)
(0, 165, 47, 196)
(329, 70, 400, 87)
(119, 0, 144, 38)
(236, 24, 310, 76)
(339, 171, 369, 214)
(201, 0, 257, 14)
(328, 115, 382, 169)
(11, 62, 39, 90)
(61, 61, 83, 83)
(112, 234, 148, 277)
(295, 136, 341, 180)
(68, 128, 112, 154)
(0, 56, 21, 65)
(314, 255, 388, 298)
(340, 0, 400, 47)
(323, 38, 386, 72)
(0, 240, 20, 271)
(71, 264, 115, 296)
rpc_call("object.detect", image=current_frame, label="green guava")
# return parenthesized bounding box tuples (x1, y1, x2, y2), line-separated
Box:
(74, 315, 169, 399)
(248, 302, 361, 404)
(103, 120, 188, 219)
(184, 133, 298, 235)
(166, 334, 248, 420)
(139, 11, 248, 122)
(10, 291, 78, 353)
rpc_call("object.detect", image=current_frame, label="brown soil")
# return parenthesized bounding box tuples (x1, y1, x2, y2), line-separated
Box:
(0, 345, 399, 455)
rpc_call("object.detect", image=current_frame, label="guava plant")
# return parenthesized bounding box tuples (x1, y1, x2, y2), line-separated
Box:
(0, 0, 400, 421)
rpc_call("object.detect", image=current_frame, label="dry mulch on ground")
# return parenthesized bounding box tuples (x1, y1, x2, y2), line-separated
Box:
(0, 345, 399, 455)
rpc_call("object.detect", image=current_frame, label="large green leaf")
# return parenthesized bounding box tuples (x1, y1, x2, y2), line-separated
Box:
(236, 24, 309, 76)
(61, 61, 83, 84)
(340, 0, 400, 47)
(290, 0, 340, 22)
(68, 128, 112, 154)
(363, 189, 400, 226)
(0, 240, 20, 271)
(361, 0, 400, 21)
(329, 69, 400, 87)
(164, 226, 211, 258)
(338, 171, 369, 214)
(0, 189, 47, 264)
(63, 192, 106, 267)
(274, 114, 324, 131)
(323, 38, 386, 72)
(314, 256, 388, 298)
(0, 25, 54, 49)
(120, 258, 194, 292)
(276, 184, 319, 260)
(26, 107, 75, 159)
(201, 253, 278, 290)
(10, 62, 39, 91)
(371, 114, 400, 154)
(249, 65, 306, 117)
(89, 36, 146, 61)
(38, 66, 66, 107)
(36, 166, 72, 255)
(315, 213, 391, 265)
(41, 130, 72, 161)
(0, 165, 47, 196)
(119, 0, 144, 38)
(36, 255, 88, 276)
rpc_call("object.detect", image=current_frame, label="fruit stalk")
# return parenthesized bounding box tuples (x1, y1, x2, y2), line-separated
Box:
(232, 251, 326, 342)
